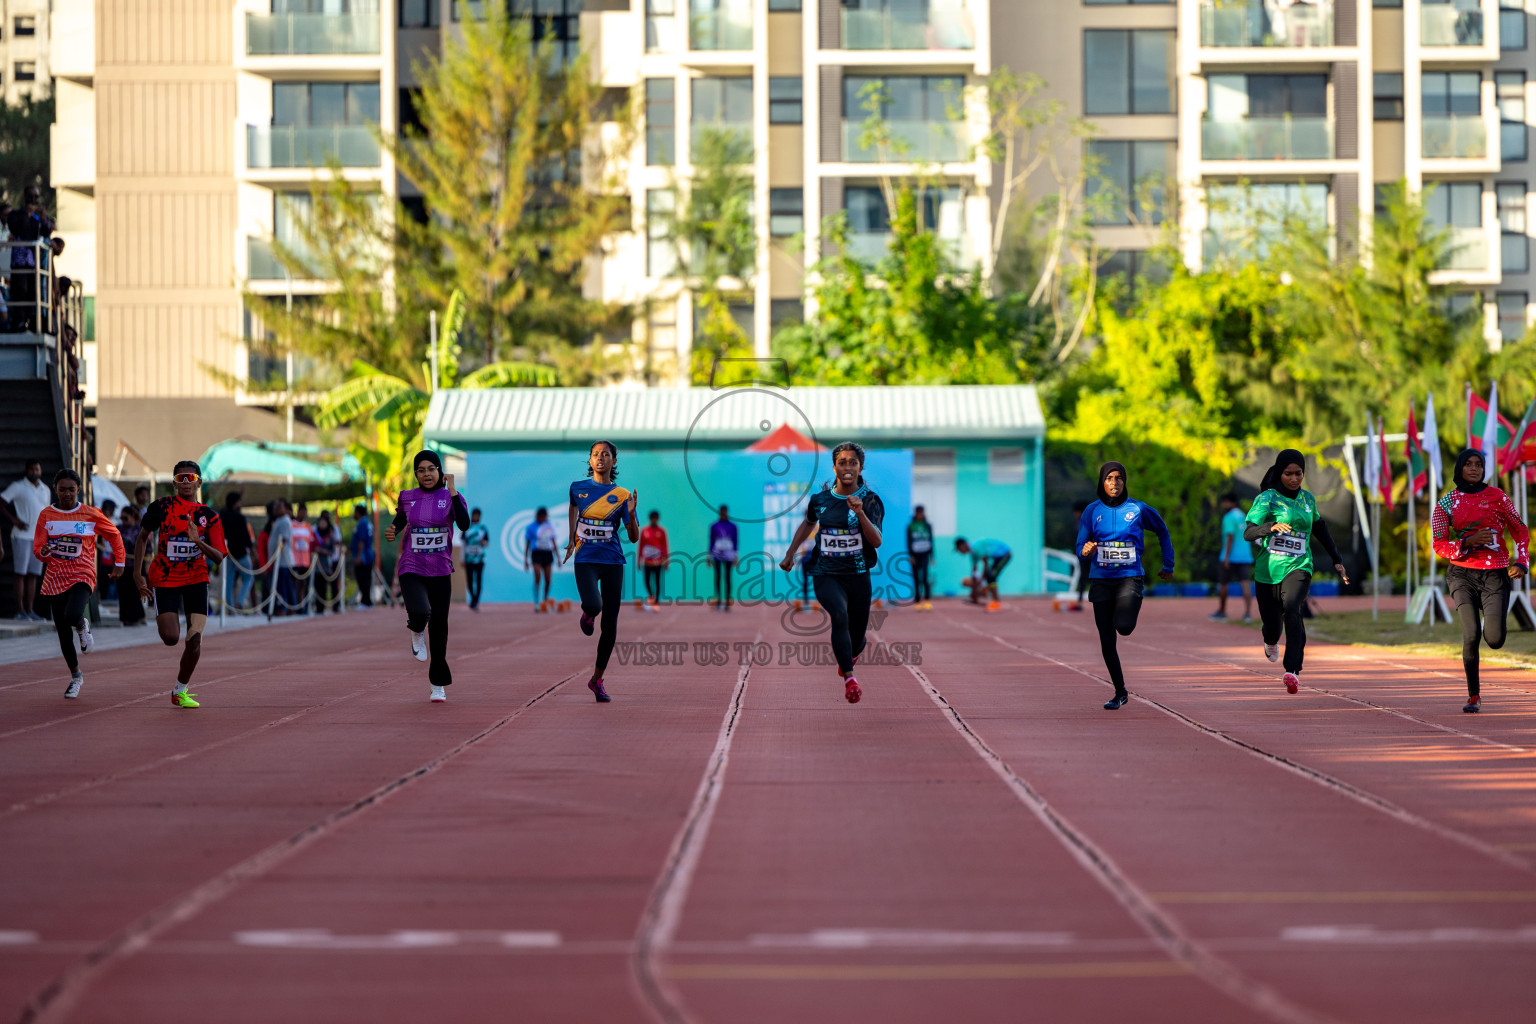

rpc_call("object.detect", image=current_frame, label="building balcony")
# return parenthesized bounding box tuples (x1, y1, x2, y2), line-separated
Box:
(843, 2, 976, 51)
(246, 124, 381, 170)
(51, 0, 94, 81)
(1422, 114, 1487, 158)
(1440, 226, 1488, 271)
(246, 237, 325, 282)
(843, 119, 966, 163)
(50, 120, 95, 191)
(1199, 0, 1332, 49)
(244, 11, 380, 56)
(1421, 3, 1483, 47)
(689, 1, 752, 51)
(1201, 117, 1333, 161)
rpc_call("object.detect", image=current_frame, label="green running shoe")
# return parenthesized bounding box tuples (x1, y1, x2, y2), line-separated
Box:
(171, 691, 200, 709)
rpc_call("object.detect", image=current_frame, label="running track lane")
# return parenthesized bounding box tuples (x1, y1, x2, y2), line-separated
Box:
(2, 600, 1535, 1022)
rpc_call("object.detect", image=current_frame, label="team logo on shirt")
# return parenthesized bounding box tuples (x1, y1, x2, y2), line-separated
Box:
(1124, 508, 1138, 522)
(607, 494, 619, 504)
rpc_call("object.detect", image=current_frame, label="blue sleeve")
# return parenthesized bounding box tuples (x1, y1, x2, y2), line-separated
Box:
(1142, 502, 1175, 572)
(1074, 507, 1092, 554)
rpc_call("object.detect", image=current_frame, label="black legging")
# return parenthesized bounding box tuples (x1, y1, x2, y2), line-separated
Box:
(813, 573, 872, 677)
(1090, 577, 1143, 695)
(46, 583, 92, 673)
(399, 572, 453, 687)
(354, 561, 374, 606)
(910, 553, 931, 603)
(465, 564, 484, 608)
(575, 561, 624, 676)
(1256, 569, 1311, 674)
(644, 564, 663, 601)
(1447, 564, 1512, 697)
(713, 559, 734, 605)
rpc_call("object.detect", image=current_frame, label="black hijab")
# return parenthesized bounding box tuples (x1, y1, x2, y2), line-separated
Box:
(1096, 461, 1129, 508)
(413, 449, 445, 491)
(1261, 449, 1305, 499)
(1453, 448, 1489, 495)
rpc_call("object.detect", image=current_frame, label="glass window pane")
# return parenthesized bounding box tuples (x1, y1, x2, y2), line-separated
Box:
(1422, 72, 1448, 115)
(846, 186, 889, 233)
(646, 78, 675, 166)
(1132, 139, 1172, 224)
(310, 84, 346, 125)
(1288, 75, 1327, 117)
(274, 83, 307, 125)
(1087, 141, 1130, 225)
(647, 188, 676, 277)
(1130, 30, 1174, 114)
(1501, 9, 1527, 50)
(1084, 31, 1129, 115)
(1504, 121, 1528, 161)
(1449, 182, 1482, 227)
(348, 84, 380, 125)
(1498, 183, 1526, 231)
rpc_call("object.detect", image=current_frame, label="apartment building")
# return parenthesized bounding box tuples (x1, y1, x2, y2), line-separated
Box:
(0, 0, 49, 103)
(995, 0, 1535, 345)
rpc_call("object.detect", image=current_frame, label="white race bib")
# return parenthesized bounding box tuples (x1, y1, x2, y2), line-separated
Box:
(577, 517, 614, 543)
(464, 544, 485, 558)
(50, 536, 86, 560)
(821, 527, 864, 557)
(411, 526, 450, 552)
(712, 537, 736, 559)
(910, 539, 932, 554)
(536, 528, 558, 551)
(1095, 541, 1137, 566)
(1269, 531, 1307, 557)
(166, 537, 201, 562)
(641, 544, 662, 561)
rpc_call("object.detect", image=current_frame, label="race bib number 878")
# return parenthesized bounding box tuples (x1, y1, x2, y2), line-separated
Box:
(411, 527, 449, 552)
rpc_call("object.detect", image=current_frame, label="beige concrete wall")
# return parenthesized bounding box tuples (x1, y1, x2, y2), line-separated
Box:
(1372, 8, 1404, 73)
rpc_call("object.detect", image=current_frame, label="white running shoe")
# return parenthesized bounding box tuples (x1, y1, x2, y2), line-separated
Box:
(410, 631, 428, 662)
(64, 673, 83, 699)
(1264, 643, 1279, 663)
(76, 623, 94, 654)
(429, 685, 447, 703)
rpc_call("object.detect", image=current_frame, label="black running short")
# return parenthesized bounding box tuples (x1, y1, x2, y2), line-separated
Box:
(530, 550, 554, 567)
(154, 582, 209, 618)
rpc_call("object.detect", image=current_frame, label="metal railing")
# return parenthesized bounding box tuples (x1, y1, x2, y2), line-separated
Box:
(1199, 0, 1333, 48)
(1201, 116, 1333, 160)
(1439, 226, 1488, 270)
(246, 124, 381, 170)
(244, 11, 381, 55)
(247, 236, 324, 280)
(1421, 3, 1484, 46)
(842, 119, 966, 162)
(1422, 114, 1487, 158)
(843, 1, 976, 50)
(689, 0, 752, 50)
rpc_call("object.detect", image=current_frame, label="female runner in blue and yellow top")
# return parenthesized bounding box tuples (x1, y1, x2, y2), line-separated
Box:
(1075, 461, 1174, 710)
(563, 440, 639, 703)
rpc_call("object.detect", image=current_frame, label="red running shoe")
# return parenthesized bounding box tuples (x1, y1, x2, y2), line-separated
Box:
(1463, 695, 1481, 713)
(1283, 672, 1299, 694)
(844, 677, 862, 704)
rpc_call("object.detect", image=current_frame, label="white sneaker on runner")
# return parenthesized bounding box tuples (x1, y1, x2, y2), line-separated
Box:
(76, 624, 94, 654)
(64, 673, 83, 699)
(429, 685, 446, 703)
(1264, 643, 1279, 663)
(411, 631, 428, 662)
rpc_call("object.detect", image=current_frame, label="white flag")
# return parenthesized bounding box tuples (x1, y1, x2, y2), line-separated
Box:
(1423, 392, 1442, 491)
(1365, 414, 1381, 492)
(1483, 381, 1500, 483)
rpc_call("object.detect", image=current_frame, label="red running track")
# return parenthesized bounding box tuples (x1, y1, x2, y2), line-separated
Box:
(1, 598, 1534, 1023)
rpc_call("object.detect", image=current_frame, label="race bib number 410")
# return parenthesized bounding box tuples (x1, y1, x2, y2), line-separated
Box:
(577, 518, 614, 543)
(411, 527, 450, 553)
(1269, 531, 1307, 557)
(1095, 541, 1136, 566)
(821, 527, 863, 557)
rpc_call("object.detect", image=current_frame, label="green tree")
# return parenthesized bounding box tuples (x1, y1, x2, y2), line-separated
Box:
(0, 94, 54, 212)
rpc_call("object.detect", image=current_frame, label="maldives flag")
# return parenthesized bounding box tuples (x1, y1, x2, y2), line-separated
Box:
(1406, 402, 1427, 498)
(1500, 394, 1536, 473)
(1468, 388, 1515, 460)
(1378, 415, 1395, 511)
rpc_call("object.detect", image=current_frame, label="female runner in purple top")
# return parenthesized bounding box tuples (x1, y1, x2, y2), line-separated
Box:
(384, 450, 470, 702)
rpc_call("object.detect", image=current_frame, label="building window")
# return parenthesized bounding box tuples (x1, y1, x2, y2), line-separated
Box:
(1498, 72, 1527, 162)
(768, 0, 801, 9)
(1373, 73, 1404, 121)
(1446, 292, 1481, 319)
(645, 79, 676, 166)
(1499, 182, 1528, 273)
(770, 189, 804, 236)
(646, 0, 678, 53)
(648, 301, 678, 351)
(1427, 181, 1485, 270)
(1498, 292, 1528, 339)
(1205, 183, 1328, 263)
(1502, 0, 1527, 50)
(14, 15, 35, 36)
(399, 89, 426, 135)
(1086, 140, 1172, 225)
(770, 299, 803, 331)
(1099, 249, 1169, 308)
(1083, 30, 1175, 115)
(1372, 0, 1401, 6)
(14, 61, 35, 82)
(988, 448, 1025, 486)
(1422, 71, 1481, 117)
(691, 76, 754, 157)
(273, 82, 380, 126)
(1085, 0, 1171, 4)
(399, 0, 440, 28)
(912, 449, 957, 536)
(693, 299, 755, 344)
(769, 77, 803, 125)
(647, 189, 677, 278)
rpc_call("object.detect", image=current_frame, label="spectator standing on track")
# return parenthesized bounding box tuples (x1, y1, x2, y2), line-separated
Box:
(96, 500, 119, 602)
(291, 503, 315, 613)
(1211, 493, 1255, 623)
(268, 499, 295, 615)
(220, 491, 255, 611)
(639, 510, 668, 611)
(3, 458, 51, 620)
(32, 469, 124, 699)
(461, 507, 489, 611)
(1431, 448, 1530, 714)
(709, 505, 738, 611)
(313, 510, 341, 614)
(523, 507, 558, 610)
(954, 537, 1011, 611)
(384, 450, 470, 703)
(564, 440, 639, 703)
(349, 504, 375, 608)
(906, 504, 933, 610)
(117, 505, 146, 626)
(1076, 461, 1176, 711)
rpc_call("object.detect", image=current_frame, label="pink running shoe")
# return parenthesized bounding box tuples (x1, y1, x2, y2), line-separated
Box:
(1283, 672, 1299, 694)
(588, 678, 611, 703)
(844, 677, 862, 704)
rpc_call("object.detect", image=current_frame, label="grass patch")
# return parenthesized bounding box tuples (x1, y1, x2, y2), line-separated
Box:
(1230, 610, 1536, 671)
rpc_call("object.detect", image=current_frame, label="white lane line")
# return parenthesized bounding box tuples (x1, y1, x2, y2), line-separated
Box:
(880, 632, 1346, 1024)
(233, 929, 561, 950)
(1282, 924, 1536, 944)
(748, 929, 1075, 949)
(0, 931, 38, 946)
(952, 618, 1534, 876)
(632, 630, 759, 1024)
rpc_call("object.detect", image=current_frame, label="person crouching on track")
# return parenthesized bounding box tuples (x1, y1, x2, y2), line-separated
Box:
(384, 450, 470, 703)
(779, 441, 885, 705)
(1075, 461, 1174, 710)
(564, 440, 639, 703)
(1243, 449, 1350, 695)
(1432, 448, 1529, 713)
(33, 469, 125, 698)
(134, 461, 227, 709)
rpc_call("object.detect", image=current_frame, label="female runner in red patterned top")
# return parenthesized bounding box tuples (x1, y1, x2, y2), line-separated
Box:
(1430, 448, 1529, 713)
(32, 469, 124, 698)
